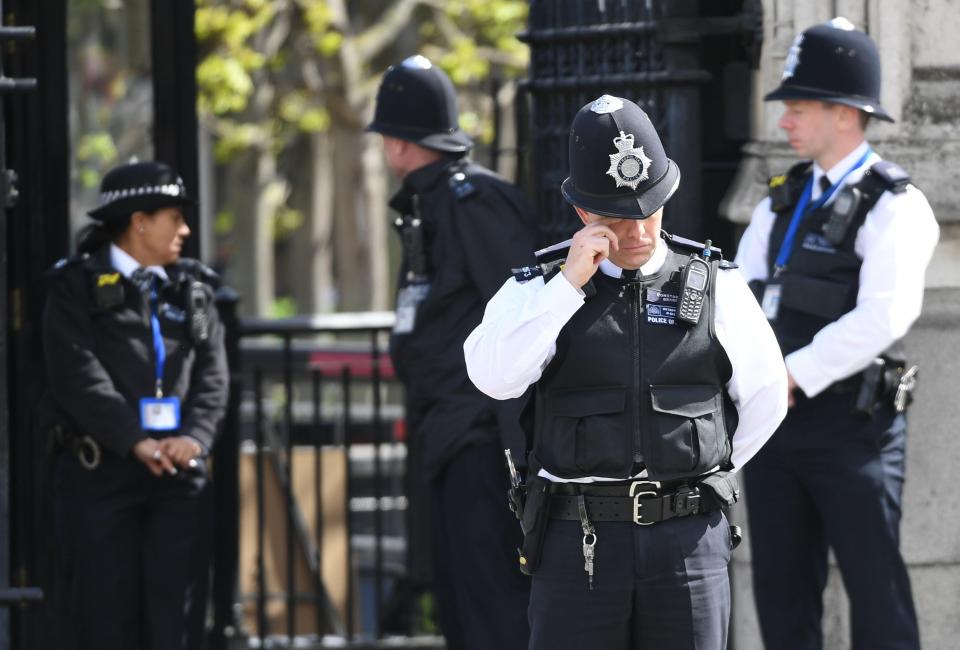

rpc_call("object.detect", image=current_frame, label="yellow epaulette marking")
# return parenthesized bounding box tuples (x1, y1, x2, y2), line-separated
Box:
(97, 272, 121, 287)
(768, 174, 787, 189)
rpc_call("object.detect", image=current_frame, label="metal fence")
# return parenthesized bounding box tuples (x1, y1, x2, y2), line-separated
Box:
(210, 304, 442, 649)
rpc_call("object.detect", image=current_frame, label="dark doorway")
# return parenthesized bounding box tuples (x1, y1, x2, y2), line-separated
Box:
(521, 0, 760, 253)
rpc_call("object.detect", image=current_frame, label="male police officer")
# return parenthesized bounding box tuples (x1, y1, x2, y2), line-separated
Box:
(465, 95, 787, 649)
(735, 18, 939, 650)
(367, 55, 536, 649)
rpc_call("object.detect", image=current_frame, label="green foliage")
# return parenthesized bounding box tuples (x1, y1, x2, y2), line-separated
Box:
(268, 296, 299, 319)
(75, 132, 119, 189)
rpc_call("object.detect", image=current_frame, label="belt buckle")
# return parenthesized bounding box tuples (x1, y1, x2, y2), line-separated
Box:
(628, 480, 660, 525)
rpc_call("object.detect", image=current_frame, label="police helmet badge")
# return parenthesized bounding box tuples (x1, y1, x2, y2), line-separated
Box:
(782, 33, 804, 80)
(606, 131, 652, 191)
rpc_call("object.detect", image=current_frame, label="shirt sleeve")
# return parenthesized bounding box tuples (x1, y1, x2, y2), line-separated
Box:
(464, 272, 585, 400)
(714, 268, 789, 471)
(786, 186, 940, 397)
(734, 197, 776, 284)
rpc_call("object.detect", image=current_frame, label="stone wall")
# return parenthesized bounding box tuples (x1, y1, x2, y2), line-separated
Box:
(722, 1, 960, 648)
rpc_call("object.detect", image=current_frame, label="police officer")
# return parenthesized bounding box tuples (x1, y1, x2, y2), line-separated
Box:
(464, 95, 787, 649)
(367, 55, 536, 649)
(43, 161, 228, 650)
(734, 18, 939, 650)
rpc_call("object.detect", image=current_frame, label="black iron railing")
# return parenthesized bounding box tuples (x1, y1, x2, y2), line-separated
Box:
(211, 307, 441, 649)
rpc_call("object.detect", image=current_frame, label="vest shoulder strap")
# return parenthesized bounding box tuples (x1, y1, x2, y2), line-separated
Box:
(661, 230, 724, 259)
(860, 160, 911, 196)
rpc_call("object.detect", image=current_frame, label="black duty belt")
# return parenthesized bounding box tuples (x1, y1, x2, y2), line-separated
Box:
(549, 480, 704, 525)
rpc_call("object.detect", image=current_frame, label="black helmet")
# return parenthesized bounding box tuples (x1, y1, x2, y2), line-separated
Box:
(367, 55, 473, 153)
(764, 17, 893, 123)
(561, 95, 680, 219)
(88, 160, 196, 222)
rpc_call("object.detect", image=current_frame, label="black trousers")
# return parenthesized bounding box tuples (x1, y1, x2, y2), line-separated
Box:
(528, 509, 732, 650)
(55, 451, 212, 650)
(745, 392, 919, 650)
(428, 441, 531, 650)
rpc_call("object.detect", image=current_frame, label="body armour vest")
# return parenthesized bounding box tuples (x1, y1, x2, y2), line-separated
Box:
(765, 162, 905, 361)
(532, 244, 737, 481)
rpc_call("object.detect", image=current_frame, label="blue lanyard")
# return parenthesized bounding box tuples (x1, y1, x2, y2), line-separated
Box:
(773, 148, 873, 274)
(149, 284, 166, 398)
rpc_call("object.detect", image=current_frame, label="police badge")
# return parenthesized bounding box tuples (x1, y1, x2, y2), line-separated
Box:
(606, 131, 652, 191)
(781, 33, 804, 80)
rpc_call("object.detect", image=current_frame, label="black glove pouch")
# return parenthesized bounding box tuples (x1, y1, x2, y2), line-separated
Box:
(698, 471, 741, 511)
(518, 475, 552, 576)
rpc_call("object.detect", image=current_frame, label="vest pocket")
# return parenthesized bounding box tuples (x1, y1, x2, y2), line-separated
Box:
(648, 385, 725, 477)
(543, 386, 628, 476)
(780, 274, 857, 321)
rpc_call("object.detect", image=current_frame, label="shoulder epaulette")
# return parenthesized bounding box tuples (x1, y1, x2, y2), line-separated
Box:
(448, 168, 478, 201)
(45, 253, 90, 277)
(511, 238, 571, 283)
(864, 160, 910, 194)
(661, 231, 724, 259)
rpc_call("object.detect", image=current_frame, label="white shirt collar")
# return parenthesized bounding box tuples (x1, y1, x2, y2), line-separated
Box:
(598, 236, 668, 278)
(110, 244, 168, 281)
(812, 140, 873, 198)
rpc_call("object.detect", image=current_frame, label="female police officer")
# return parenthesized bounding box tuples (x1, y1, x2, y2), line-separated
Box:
(43, 161, 228, 650)
(465, 96, 787, 649)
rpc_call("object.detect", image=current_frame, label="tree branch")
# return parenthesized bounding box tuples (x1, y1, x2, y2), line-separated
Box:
(354, 0, 437, 64)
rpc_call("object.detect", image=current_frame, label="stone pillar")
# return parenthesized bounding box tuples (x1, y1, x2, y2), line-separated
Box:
(722, 1, 960, 648)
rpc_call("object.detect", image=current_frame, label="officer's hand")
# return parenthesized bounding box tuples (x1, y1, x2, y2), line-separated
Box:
(132, 438, 178, 477)
(562, 223, 619, 288)
(160, 436, 204, 469)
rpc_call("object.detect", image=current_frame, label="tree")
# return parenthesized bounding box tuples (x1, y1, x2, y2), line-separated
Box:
(195, 0, 528, 316)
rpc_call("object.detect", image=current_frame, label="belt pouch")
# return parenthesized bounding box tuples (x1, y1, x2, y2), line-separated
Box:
(518, 475, 552, 576)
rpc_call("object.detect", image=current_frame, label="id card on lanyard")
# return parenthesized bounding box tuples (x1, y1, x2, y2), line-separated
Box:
(139, 280, 181, 431)
(763, 148, 873, 321)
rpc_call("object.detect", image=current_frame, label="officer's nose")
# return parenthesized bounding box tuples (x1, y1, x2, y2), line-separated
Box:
(778, 112, 793, 132)
(625, 218, 645, 239)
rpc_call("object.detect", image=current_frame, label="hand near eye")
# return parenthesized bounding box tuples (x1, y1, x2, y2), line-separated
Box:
(562, 223, 620, 288)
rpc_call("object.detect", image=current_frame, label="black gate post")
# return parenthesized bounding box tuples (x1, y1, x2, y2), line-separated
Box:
(210, 287, 241, 650)
(0, 8, 39, 650)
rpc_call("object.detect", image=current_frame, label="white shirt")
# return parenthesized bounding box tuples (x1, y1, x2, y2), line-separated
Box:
(463, 240, 788, 479)
(735, 141, 940, 397)
(110, 244, 169, 281)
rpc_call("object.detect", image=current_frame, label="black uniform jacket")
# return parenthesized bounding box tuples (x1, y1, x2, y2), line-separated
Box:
(42, 246, 229, 457)
(389, 157, 538, 475)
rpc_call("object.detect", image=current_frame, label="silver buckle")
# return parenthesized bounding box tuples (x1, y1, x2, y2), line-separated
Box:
(628, 480, 660, 525)
(77, 435, 101, 470)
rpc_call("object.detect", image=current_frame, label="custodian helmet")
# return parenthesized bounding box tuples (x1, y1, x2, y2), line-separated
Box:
(367, 55, 473, 153)
(764, 17, 894, 122)
(561, 95, 680, 219)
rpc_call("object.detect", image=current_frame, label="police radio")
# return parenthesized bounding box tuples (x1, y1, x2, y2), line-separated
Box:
(822, 185, 863, 246)
(678, 255, 710, 325)
(186, 281, 210, 342)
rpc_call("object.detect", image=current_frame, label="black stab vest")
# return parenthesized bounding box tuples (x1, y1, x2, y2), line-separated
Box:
(765, 164, 904, 362)
(532, 245, 737, 481)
